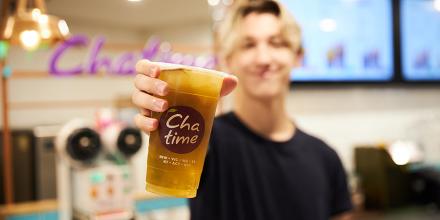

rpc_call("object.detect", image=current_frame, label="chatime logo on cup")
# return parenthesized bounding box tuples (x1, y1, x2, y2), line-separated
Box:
(159, 106, 205, 154)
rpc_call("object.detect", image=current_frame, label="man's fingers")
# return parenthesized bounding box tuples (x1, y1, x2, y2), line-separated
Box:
(220, 75, 238, 97)
(134, 74, 168, 96)
(134, 114, 158, 133)
(139, 108, 152, 117)
(132, 90, 169, 112)
(135, 59, 161, 78)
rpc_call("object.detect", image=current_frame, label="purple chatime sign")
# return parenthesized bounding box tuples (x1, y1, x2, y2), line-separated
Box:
(49, 35, 217, 76)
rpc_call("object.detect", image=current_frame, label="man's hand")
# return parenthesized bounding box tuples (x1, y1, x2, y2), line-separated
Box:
(132, 59, 238, 133)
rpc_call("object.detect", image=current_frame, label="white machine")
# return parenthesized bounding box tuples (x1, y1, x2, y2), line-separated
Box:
(56, 119, 143, 220)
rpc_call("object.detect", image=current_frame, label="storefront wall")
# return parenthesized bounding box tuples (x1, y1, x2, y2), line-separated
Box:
(3, 20, 440, 187)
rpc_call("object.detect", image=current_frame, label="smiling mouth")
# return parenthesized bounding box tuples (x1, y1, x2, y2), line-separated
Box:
(257, 70, 276, 78)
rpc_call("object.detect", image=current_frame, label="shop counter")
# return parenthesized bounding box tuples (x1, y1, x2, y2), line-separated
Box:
(0, 192, 188, 220)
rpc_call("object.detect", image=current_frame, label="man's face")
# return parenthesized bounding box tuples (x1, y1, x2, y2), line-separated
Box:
(226, 12, 299, 101)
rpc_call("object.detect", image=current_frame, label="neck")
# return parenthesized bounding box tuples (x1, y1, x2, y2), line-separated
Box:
(233, 90, 295, 142)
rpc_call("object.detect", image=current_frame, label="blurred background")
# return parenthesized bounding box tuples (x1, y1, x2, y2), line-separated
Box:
(1, 0, 440, 219)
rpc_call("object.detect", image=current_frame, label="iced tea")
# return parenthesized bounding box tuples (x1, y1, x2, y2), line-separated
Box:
(146, 63, 225, 198)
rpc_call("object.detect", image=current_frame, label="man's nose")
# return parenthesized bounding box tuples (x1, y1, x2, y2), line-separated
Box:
(255, 44, 272, 65)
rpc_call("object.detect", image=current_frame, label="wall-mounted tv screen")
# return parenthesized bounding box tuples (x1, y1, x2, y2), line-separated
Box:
(280, 0, 394, 82)
(401, 0, 440, 81)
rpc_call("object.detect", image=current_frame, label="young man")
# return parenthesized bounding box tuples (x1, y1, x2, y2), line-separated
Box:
(132, 1, 352, 219)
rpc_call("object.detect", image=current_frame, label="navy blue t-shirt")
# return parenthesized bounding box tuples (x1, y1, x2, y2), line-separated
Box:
(190, 112, 352, 220)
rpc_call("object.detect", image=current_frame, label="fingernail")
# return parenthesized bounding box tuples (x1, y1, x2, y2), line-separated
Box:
(146, 119, 154, 128)
(156, 82, 167, 95)
(153, 99, 165, 111)
(149, 67, 158, 77)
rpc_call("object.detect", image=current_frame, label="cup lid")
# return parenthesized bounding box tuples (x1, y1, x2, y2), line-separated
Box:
(154, 62, 229, 78)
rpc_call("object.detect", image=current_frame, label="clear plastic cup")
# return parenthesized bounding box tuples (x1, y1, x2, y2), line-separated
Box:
(146, 62, 227, 198)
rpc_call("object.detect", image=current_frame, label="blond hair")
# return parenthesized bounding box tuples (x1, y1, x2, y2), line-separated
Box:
(214, 0, 303, 70)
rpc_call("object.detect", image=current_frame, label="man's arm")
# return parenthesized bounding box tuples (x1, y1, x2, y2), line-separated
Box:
(327, 146, 354, 218)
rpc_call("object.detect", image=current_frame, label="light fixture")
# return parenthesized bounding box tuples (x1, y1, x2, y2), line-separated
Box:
(208, 0, 221, 7)
(19, 30, 41, 50)
(1, 0, 70, 51)
(0, 0, 70, 205)
(388, 140, 423, 166)
(127, 0, 143, 2)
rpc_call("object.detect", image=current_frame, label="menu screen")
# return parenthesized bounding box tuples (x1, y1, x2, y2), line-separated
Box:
(280, 0, 394, 82)
(401, 0, 440, 81)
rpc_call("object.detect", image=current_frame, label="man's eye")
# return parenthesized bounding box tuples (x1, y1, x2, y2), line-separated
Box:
(271, 39, 288, 48)
(241, 42, 255, 49)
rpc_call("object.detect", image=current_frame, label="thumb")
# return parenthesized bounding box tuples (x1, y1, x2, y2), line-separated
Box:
(220, 75, 238, 97)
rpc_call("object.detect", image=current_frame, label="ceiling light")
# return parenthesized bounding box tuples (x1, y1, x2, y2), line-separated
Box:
(40, 28, 51, 39)
(1, 0, 71, 51)
(31, 8, 41, 20)
(19, 30, 41, 50)
(38, 14, 49, 25)
(208, 0, 221, 6)
(58, 20, 70, 36)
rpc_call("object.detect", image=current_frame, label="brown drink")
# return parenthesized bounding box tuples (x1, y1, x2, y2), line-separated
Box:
(146, 63, 226, 198)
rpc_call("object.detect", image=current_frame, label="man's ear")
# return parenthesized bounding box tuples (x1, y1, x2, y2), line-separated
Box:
(293, 52, 304, 68)
(294, 45, 305, 67)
